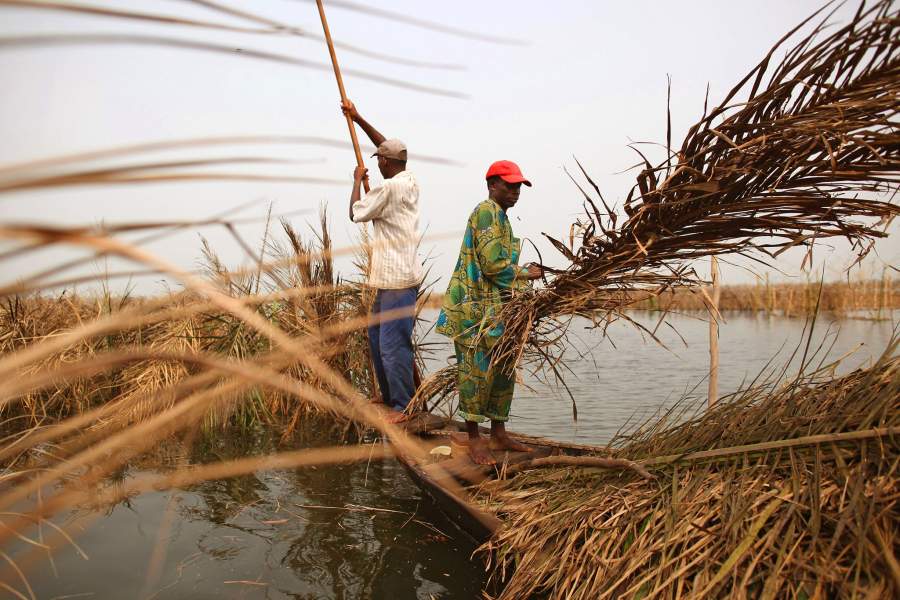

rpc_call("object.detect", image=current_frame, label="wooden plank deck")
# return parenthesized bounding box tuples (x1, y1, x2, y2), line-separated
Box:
(420, 444, 553, 485)
(374, 407, 591, 543)
(392, 421, 567, 543)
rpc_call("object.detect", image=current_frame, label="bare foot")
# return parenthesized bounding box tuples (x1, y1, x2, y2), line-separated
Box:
(490, 434, 533, 453)
(467, 438, 496, 466)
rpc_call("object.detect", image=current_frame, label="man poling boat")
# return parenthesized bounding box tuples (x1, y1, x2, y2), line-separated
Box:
(315, 0, 422, 425)
(344, 100, 422, 424)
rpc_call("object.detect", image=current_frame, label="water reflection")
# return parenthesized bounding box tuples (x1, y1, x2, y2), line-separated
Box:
(21, 425, 486, 599)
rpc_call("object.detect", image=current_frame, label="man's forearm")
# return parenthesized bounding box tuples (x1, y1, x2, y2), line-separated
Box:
(350, 180, 362, 221)
(354, 114, 386, 147)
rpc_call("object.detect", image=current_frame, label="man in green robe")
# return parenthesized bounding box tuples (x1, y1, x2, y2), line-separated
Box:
(436, 160, 542, 465)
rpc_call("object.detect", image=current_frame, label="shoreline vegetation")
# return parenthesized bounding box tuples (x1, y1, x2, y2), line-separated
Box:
(4, 272, 890, 440)
(423, 276, 898, 319)
(3, 273, 895, 441)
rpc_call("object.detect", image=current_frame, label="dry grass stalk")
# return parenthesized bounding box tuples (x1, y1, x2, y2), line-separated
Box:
(0, 0, 468, 72)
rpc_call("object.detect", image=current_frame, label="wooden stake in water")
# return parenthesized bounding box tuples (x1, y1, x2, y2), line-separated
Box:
(708, 256, 720, 409)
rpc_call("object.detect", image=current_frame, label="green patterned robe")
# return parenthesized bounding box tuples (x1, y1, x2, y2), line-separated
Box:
(436, 198, 530, 422)
(435, 199, 529, 349)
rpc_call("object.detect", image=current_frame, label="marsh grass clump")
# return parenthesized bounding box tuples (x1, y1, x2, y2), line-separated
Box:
(0, 211, 377, 446)
(476, 337, 900, 599)
(0, 291, 143, 424)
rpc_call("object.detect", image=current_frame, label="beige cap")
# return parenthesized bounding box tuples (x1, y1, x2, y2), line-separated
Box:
(372, 139, 407, 161)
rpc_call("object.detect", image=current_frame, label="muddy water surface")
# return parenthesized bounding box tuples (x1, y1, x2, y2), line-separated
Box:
(22, 430, 486, 599)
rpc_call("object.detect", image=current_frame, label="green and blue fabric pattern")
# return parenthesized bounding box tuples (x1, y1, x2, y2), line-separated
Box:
(453, 341, 515, 423)
(436, 199, 528, 349)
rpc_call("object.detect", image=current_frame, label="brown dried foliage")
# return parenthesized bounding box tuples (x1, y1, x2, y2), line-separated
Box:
(488, 0, 899, 372)
(476, 337, 900, 599)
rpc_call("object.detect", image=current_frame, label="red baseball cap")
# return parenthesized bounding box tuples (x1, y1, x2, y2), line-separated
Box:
(485, 160, 532, 187)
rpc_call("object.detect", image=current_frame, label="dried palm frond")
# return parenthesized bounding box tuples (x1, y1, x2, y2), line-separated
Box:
(489, 0, 900, 371)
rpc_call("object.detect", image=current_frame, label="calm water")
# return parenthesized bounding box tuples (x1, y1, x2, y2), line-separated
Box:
(421, 309, 897, 444)
(14, 312, 896, 599)
(19, 430, 487, 600)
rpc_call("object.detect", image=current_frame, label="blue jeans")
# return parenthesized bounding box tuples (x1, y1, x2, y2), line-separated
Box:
(369, 287, 417, 411)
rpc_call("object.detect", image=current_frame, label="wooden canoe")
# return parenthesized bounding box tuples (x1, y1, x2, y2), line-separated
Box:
(390, 412, 594, 544)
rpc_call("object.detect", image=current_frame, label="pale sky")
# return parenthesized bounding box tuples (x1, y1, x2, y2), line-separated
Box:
(1, 0, 896, 295)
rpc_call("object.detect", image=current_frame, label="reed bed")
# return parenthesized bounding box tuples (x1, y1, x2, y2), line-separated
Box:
(423, 275, 898, 317)
(631, 276, 898, 318)
(0, 3, 480, 589)
(1, 1, 898, 596)
(0, 216, 475, 600)
(475, 335, 899, 599)
(0, 214, 375, 440)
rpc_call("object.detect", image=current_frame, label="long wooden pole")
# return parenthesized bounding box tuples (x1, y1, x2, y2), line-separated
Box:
(315, 0, 385, 404)
(315, 0, 425, 407)
(315, 0, 369, 193)
(708, 256, 720, 409)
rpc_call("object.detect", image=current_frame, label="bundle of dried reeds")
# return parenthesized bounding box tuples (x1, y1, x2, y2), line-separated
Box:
(486, 0, 899, 372)
(475, 336, 899, 599)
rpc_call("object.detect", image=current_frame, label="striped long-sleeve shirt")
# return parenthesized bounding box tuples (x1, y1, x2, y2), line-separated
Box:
(352, 170, 423, 289)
